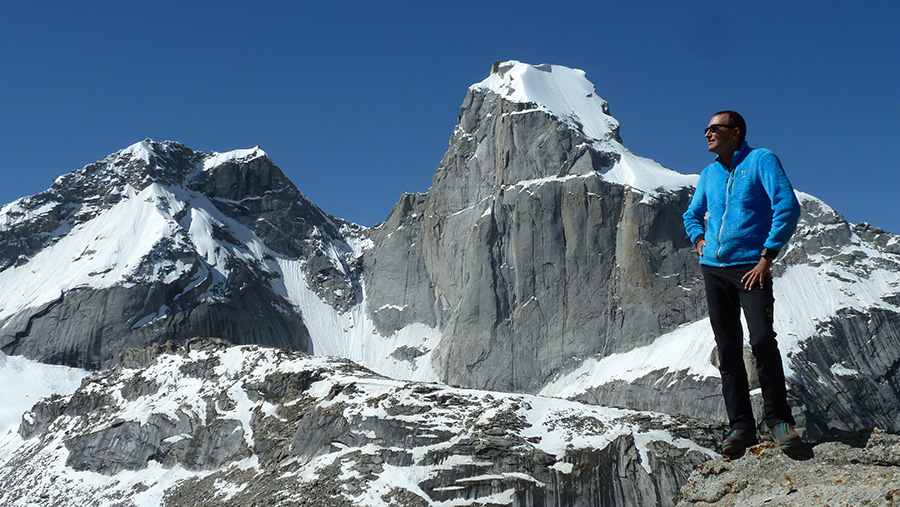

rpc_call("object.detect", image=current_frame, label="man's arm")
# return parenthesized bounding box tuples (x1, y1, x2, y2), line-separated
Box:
(759, 151, 801, 251)
(683, 173, 709, 250)
(742, 151, 799, 290)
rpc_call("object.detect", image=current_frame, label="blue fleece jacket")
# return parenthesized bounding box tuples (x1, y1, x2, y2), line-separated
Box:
(683, 142, 801, 267)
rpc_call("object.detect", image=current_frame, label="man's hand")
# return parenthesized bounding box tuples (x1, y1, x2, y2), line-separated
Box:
(742, 257, 773, 290)
(695, 239, 706, 256)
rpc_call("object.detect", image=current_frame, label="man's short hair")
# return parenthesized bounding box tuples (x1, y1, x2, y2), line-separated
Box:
(715, 110, 747, 144)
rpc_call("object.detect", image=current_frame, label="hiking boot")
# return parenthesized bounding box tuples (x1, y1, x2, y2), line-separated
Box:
(770, 422, 802, 450)
(722, 428, 757, 456)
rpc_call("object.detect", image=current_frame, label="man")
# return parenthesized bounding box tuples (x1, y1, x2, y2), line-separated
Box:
(683, 111, 802, 455)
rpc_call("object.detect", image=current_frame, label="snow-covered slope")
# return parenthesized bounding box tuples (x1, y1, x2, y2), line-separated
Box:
(275, 254, 443, 382)
(0, 182, 265, 322)
(474, 61, 621, 148)
(0, 142, 274, 320)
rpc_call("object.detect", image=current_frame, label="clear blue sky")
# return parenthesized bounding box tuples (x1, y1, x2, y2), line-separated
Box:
(2, 1, 898, 233)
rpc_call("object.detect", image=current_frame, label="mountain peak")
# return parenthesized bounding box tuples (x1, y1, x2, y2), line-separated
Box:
(474, 60, 620, 148)
(110, 138, 189, 164)
(52, 141, 274, 198)
(469, 60, 696, 196)
(120, 139, 155, 163)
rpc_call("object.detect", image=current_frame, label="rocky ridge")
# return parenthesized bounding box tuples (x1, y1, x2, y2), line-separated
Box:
(0, 338, 723, 507)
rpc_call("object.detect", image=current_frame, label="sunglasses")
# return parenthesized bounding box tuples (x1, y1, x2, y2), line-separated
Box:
(704, 124, 736, 135)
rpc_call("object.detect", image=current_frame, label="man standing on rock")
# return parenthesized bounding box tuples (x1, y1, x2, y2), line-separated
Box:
(683, 111, 803, 455)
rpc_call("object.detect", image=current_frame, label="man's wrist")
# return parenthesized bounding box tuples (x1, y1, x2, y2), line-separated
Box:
(761, 247, 779, 260)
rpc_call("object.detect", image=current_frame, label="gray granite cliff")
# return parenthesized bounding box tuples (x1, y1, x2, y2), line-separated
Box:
(363, 84, 707, 395)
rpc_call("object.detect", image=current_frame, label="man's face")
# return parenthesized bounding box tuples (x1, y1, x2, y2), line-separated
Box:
(705, 114, 741, 157)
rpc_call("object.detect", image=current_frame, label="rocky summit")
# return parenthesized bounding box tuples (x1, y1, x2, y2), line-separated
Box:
(1, 60, 900, 506)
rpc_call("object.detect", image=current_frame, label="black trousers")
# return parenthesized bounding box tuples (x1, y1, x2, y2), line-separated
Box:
(701, 264, 794, 431)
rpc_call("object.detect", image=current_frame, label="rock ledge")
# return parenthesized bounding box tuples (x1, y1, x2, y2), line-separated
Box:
(678, 430, 900, 506)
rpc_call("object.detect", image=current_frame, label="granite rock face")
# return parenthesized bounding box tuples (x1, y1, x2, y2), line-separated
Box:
(363, 85, 707, 395)
(363, 192, 437, 336)
(0, 338, 723, 507)
(0, 278, 307, 369)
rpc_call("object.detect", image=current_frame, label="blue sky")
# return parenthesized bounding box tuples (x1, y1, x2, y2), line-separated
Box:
(2, 1, 898, 233)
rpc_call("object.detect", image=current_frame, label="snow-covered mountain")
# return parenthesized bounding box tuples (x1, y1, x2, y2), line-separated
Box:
(0, 140, 360, 368)
(1, 60, 900, 506)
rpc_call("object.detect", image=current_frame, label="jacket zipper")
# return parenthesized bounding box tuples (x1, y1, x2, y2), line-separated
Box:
(716, 164, 735, 266)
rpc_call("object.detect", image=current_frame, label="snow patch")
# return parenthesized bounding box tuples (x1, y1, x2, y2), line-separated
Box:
(830, 363, 860, 377)
(601, 150, 699, 199)
(473, 61, 696, 197)
(540, 319, 719, 399)
(776, 240, 900, 361)
(120, 140, 154, 163)
(0, 352, 88, 438)
(275, 257, 442, 383)
(0, 183, 280, 321)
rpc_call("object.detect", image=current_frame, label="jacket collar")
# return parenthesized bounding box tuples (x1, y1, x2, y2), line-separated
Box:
(716, 141, 752, 170)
